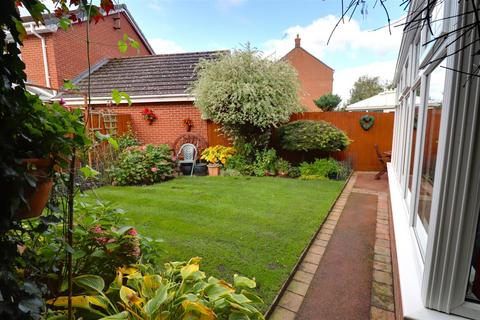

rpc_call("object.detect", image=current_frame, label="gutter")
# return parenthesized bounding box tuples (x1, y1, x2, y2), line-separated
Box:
(28, 23, 51, 87)
(53, 93, 196, 105)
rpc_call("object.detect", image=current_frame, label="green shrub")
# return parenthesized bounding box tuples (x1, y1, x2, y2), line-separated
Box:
(314, 93, 342, 111)
(299, 158, 351, 180)
(278, 120, 350, 152)
(288, 166, 301, 178)
(112, 144, 174, 186)
(253, 148, 277, 176)
(225, 154, 254, 175)
(117, 125, 140, 150)
(275, 158, 291, 174)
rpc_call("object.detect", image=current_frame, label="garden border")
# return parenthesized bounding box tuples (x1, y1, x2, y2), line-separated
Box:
(264, 172, 354, 318)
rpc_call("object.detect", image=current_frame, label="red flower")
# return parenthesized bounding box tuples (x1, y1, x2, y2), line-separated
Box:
(128, 228, 138, 236)
(91, 225, 103, 234)
(151, 167, 158, 173)
(54, 7, 64, 18)
(69, 13, 78, 22)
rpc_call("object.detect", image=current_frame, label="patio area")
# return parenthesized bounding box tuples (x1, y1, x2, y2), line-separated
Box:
(269, 172, 397, 320)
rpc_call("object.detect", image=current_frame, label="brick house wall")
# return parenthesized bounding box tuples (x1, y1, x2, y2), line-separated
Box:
(22, 12, 152, 88)
(283, 36, 334, 112)
(95, 102, 208, 146)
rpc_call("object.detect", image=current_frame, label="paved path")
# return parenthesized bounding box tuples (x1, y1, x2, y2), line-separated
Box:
(269, 172, 395, 320)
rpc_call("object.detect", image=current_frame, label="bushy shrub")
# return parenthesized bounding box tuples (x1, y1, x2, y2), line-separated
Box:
(278, 120, 350, 152)
(253, 148, 277, 176)
(117, 125, 140, 150)
(288, 166, 301, 178)
(299, 158, 351, 180)
(112, 144, 174, 186)
(314, 93, 342, 111)
(225, 154, 254, 176)
(275, 158, 291, 175)
(221, 168, 242, 176)
(192, 46, 302, 149)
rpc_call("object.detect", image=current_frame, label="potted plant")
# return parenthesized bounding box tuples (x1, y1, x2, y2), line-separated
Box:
(200, 145, 236, 176)
(183, 118, 194, 132)
(11, 94, 89, 219)
(141, 108, 157, 125)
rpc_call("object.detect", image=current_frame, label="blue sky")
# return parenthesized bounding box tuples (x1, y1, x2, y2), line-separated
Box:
(125, 0, 406, 100)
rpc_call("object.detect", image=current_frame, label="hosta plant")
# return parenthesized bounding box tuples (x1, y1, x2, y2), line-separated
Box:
(48, 258, 265, 320)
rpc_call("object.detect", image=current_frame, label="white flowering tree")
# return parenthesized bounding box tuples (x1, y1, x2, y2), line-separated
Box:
(192, 46, 303, 149)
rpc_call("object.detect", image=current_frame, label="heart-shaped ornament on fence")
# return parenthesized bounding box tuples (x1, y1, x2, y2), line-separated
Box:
(359, 115, 375, 131)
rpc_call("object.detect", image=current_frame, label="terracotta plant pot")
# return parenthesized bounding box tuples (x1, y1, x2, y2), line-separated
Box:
(16, 158, 54, 220)
(207, 164, 221, 176)
(277, 171, 288, 177)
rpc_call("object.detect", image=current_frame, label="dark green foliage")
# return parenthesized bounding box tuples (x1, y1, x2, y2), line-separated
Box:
(117, 125, 141, 150)
(278, 120, 350, 152)
(226, 148, 278, 176)
(112, 144, 175, 186)
(288, 166, 301, 178)
(314, 93, 342, 111)
(299, 158, 351, 180)
(347, 75, 384, 105)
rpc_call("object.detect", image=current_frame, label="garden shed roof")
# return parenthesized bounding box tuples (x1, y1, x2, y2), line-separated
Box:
(59, 50, 227, 103)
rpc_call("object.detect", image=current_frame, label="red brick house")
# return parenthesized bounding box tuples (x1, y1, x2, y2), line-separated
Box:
(283, 35, 334, 112)
(58, 51, 226, 146)
(21, 4, 154, 90)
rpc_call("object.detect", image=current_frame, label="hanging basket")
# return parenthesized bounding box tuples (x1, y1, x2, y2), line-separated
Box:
(15, 158, 54, 220)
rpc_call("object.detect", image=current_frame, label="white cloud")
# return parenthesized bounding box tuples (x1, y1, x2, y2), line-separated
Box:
(149, 38, 185, 54)
(333, 60, 397, 103)
(263, 15, 402, 60)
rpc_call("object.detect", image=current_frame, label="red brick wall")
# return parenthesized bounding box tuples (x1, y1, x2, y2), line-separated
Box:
(284, 47, 334, 112)
(95, 102, 208, 146)
(22, 12, 152, 88)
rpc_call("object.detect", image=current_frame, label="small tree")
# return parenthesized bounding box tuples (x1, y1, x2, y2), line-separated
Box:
(192, 46, 302, 150)
(314, 93, 342, 111)
(347, 75, 384, 105)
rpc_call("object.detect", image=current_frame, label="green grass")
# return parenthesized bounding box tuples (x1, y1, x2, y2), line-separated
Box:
(86, 176, 344, 310)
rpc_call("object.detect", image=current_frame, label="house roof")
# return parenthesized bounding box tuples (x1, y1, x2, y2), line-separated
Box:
(59, 50, 227, 102)
(21, 4, 155, 55)
(345, 90, 398, 112)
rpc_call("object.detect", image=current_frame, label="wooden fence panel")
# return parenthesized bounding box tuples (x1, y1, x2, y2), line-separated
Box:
(206, 111, 394, 171)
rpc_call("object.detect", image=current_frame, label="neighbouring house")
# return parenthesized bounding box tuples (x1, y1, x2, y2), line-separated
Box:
(282, 35, 334, 112)
(20, 4, 154, 92)
(56, 51, 226, 145)
(344, 90, 397, 113)
(389, 0, 480, 318)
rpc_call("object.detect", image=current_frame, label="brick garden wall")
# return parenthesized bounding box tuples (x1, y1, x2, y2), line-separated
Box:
(95, 102, 208, 146)
(22, 12, 152, 88)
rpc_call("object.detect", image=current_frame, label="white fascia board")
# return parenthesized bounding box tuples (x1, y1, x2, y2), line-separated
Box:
(387, 163, 465, 320)
(56, 94, 195, 105)
(24, 22, 58, 34)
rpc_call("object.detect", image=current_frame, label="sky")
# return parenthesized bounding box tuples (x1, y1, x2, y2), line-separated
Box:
(126, 0, 406, 102)
(32, 0, 407, 102)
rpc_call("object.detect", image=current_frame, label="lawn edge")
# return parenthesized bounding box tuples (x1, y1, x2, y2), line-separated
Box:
(263, 172, 354, 318)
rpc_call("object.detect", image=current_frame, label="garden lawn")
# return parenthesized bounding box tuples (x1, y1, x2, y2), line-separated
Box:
(86, 176, 344, 311)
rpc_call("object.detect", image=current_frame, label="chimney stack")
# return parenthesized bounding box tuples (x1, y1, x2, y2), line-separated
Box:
(295, 34, 301, 48)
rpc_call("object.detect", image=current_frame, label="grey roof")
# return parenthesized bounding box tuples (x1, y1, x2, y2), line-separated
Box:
(65, 51, 227, 98)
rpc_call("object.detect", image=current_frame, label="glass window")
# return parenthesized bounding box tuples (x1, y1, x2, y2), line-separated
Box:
(416, 60, 446, 236)
(466, 212, 480, 303)
(408, 87, 421, 192)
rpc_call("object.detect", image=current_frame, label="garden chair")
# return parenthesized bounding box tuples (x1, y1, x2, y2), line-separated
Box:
(374, 144, 390, 180)
(176, 143, 197, 176)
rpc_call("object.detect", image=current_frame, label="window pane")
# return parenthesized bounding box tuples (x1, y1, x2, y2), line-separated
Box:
(408, 88, 421, 191)
(417, 61, 445, 232)
(466, 213, 480, 303)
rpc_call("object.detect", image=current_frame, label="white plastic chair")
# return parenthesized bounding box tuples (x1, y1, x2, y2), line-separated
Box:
(177, 143, 197, 176)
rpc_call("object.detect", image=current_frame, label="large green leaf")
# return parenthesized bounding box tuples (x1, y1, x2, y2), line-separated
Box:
(99, 311, 129, 320)
(143, 285, 168, 315)
(74, 275, 105, 293)
(233, 275, 256, 289)
(204, 283, 234, 301)
(181, 264, 199, 280)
